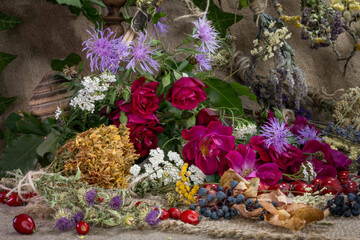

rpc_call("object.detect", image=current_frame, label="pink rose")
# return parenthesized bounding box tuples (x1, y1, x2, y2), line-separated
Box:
(166, 77, 207, 110)
(226, 144, 256, 177)
(256, 163, 282, 186)
(131, 77, 162, 116)
(129, 125, 164, 157)
(195, 108, 220, 127)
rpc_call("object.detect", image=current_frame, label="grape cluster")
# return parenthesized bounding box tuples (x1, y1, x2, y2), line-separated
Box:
(189, 181, 245, 220)
(327, 193, 360, 217)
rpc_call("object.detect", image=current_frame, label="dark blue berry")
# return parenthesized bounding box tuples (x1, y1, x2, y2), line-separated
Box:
(245, 199, 254, 208)
(259, 214, 264, 221)
(200, 207, 207, 214)
(222, 205, 229, 213)
(217, 186, 224, 191)
(189, 204, 196, 210)
(344, 210, 351, 217)
(334, 196, 344, 206)
(352, 207, 360, 216)
(199, 188, 207, 196)
(353, 203, 360, 209)
(207, 194, 215, 202)
(231, 209, 238, 217)
(224, 212, 231, 219)
(228, 196, 234, 203)
(204, 209, 211, 217)
(216, 191, 226, 200)
(230, 180, 239, 189)
(255, 203, 262, 209)
(327, 199, 334, 207)
(210, 212, 219, 220)
(348, 193, 356, 202)
(217, 209, 224, 217)
(199, 199, 207, 207)
(271, 201, 277, 207)
(237, 194, 245, 203)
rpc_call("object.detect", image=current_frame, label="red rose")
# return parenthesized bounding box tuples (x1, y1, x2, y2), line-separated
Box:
(129, 125, 164, 157)
(166, 77, 207, 110)
(195, 108, 220, 127)
(131, 77, 162, 116)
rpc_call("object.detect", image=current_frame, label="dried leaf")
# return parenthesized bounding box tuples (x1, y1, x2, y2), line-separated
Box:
(264, 214, 306, 231)
(260, 201, 290, 220)
(233, 204, 263, 218)
(292, 206, 325, 224)
(257, 189, 288, 206)
(220, 169, 242, 188)
(233, 177, 259, 198)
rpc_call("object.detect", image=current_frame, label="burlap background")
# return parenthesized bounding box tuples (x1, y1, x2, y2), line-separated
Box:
(0, 0, 359, 123)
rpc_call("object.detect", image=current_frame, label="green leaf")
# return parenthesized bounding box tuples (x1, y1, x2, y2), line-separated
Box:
(0, 96, 17, 114)
(78, 60, 85, 74)
(162, 74, 171, 88)
(238, 0, 250, 9)
(193, 0, 243, 37)
(0, 134, 43, 173)
(0, 11, 21, 31)
(176, 60, 189, 72)
(87, 0, 106, 8)
(0, 51, 17, 74)
(228, 82, 257, 102)
(152, 11, 166, 24)
(81, 1, 104, 25)
(51, 53, 81, 71)
(4, 112, 21, 132)
(203, 78, 244, 116)
(36, 129, 61, 157)
(16, 113, 52, 136)
(3, 128, 18, 147)
(56, 0, 82, 8)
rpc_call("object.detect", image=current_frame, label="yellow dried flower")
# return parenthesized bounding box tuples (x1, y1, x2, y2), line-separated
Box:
(175, 163, 200, 205)
(55, 124, 139, 189)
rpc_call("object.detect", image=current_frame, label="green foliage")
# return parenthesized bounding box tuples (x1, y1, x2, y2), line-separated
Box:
(238, 0, 251, 10)
(0, 11, 20, 31)
(51, 53, 82, 71)
(192, 0, 243, 37)
(0, 52, 17, 74)
(0, 134, 44, 177)
(203, 77, 244, 116)
(0, 96, 17, 114)
(151, 11, 166, 24)
(37, 129, 61, 157)
(228, 82, 257, 102)
(46, 0, 104, 25)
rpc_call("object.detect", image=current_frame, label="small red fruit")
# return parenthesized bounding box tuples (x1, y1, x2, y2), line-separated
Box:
(312, 178, 323, 186)
(343, 180, 358, 194)
(268, 183, 290, 196)
(202, 183, 218, 189)
(6, 193, 23, 206)
(0, 190, 9, 204)
(337, 171, 349, 183)
(258, 181, 269, 195)
(180, 210, 201, 225)
(76, 221, 90, 235)
(292, 181, 312, 196)
(159, 209, 170, 220)
(13, 214, 36, 235)
(168, 208, 181, 219)
(320, 177, 342, 195)
(23, 193, 37, 200)
(135, 201, 142, 207)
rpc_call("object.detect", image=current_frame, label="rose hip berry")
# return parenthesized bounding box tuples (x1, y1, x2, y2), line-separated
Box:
(343, 180, 358, 194)
(6, 193, 23, 206)
(292, 181, 312, 196)
(168, 208, 181, 219)
(159, 209, 170, 220)
(0, 190, 9, 204)
(337, 171, 349, 183)
(76, 221, 90, 235)
(268, 183, 290, 196)
(320, 177, 342, 195)
(180, 210, 201, 225)
(13, 214, 36, 235)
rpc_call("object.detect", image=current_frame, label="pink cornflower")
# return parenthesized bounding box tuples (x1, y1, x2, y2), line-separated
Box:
(260, 118, 292, 154)
(192, 15, 220, 54)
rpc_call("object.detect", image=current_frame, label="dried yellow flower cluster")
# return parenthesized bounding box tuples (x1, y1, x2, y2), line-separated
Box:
(332, 0, 360, 12)
(57, 124, 139, 189)
(280, 15, 302, 28)
(332, 87, 360, 130)
(175, 163, 199, 204)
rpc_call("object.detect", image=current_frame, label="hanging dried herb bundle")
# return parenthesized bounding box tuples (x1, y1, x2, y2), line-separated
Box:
(53, 124, 139, 189)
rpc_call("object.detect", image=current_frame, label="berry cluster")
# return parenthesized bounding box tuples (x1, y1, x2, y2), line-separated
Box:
(327, 193, 360, 217)
(189, 181, 248, 220)
(323, 122, 360, 144)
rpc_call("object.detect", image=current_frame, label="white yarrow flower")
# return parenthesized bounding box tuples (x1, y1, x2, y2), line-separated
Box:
(130, 165, 141, 177)
(55, 107, 63, 120)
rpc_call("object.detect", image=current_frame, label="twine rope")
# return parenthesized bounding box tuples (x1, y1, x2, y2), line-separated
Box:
(249, 0, 268, 26)
(174, 0, 210, 21)
(233, 51, 251, 81)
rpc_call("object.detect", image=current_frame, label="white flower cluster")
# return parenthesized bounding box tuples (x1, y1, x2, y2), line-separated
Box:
(54, 107, 63, 120)
(250, 21, 292, 61)
(129, 148, 206, 186)
(299, 161, 317, 183)
(70, 72, 116, 113)
(234, 123, 257, 140)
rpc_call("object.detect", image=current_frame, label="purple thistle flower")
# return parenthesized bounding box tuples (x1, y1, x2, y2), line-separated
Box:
(145, 210, 161, 227)
(126, 30, 160, 74)
(82, 26, 130, 73)
(192, 15, 220, 54)
(153, 8, 169, 36)
(296, 125, 321, 145)
(260, 118, 292, 154)
(55, 217, 74, 231)
(73, 211, 85, 223)
(108, 196, 123, 210)
(195, 54, 212, 71)
(84, 189, 97, 206)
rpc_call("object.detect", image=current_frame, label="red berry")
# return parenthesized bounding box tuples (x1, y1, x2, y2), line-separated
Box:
(159, 209, 170, 220)
(320, 177, 342, 195)
(268, 183, 290, 196)
(292, 181, 312, 196)
(337, 171, 349, 183)
(202, 184, 218, 190)
(312, 178, 323, 186)
(6, 193, 23, 206)
(76, 221, 90, 235)
(23, 193, 37, 200)
(168, 208, 181, 219)
(258, 182, 269, 195)
(180, 210, 201, 225)
(0, 190, 9, 204)
(13, 214, 36, 235)
(343, 180, 358, 194)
